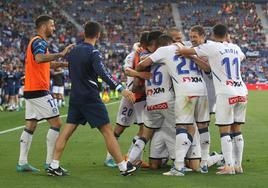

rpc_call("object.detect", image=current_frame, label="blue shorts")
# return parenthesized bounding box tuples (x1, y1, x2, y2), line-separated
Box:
(4, 85, 15, 96)
(66, 102, 110, 128)
(15, 86, 20, 95)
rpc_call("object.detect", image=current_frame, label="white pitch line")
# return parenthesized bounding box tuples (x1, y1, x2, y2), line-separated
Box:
(0, 101, 119, 135)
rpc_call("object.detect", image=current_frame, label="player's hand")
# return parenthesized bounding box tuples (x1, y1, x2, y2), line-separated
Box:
(175, 48, 182, 56)
(138, 71, 152, 80)
(136, 47, 143, 54)
(121, 89, 135, 103)
(61, 44, 75, 57)
(174, 43, 184, 56)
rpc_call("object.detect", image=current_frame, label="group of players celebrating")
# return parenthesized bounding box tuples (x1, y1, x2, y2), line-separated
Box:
(15, 14, 247, 177)
(105, 24, 247, 176)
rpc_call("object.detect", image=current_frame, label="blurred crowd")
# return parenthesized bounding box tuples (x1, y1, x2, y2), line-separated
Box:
(0, 0, 268, 111)
(178, 0, 268, 84)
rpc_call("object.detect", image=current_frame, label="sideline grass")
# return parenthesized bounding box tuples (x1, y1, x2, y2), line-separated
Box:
(0, 91, 267, 188)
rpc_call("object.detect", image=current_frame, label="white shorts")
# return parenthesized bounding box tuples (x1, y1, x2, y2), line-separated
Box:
(133, 100, 145, 124)
(175, 96, 210, 124)
(149, 120, 176, 160)
(25, 94, 59, 121)
(116, 97, 135, 127)
(144, 101, 175, 129)
(52, 86, 64, 95)
(186, 124, 201, 159)
(215, 94, 247, 125)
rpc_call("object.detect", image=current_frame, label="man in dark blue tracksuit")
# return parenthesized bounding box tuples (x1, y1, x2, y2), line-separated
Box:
(48, 21, 137, 176)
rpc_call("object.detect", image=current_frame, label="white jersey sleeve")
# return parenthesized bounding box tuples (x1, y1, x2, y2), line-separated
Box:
(237, 45, 245, 61)
(194, 41, 216, 57)
(123, 51, 135, 70)
(123, 51, 135, 89)
(149, 48, 165, 64)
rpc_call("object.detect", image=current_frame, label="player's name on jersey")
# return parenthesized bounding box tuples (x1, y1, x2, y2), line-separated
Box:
(219, 48, 239, 55)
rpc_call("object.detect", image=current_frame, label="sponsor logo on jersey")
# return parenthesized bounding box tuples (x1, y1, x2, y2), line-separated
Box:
(226, 80, 243, 87)
(147, 102, 168, 111)
(146, 87, 165, 96)
(228, 96, 247, 105)
(182, 77, 203, 83)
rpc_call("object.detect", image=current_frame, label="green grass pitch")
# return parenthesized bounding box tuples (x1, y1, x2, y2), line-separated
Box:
(0, 91, 267, 188)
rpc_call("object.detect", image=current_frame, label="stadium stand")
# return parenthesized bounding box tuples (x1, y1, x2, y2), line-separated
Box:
(1, 0, 268, 111)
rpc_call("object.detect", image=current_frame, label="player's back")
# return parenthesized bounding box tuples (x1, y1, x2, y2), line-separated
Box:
(195, 41, 247, 96)
(67, 42, 102, 104)
(145, 63, 174, 107)
(151, 44, 207, 97)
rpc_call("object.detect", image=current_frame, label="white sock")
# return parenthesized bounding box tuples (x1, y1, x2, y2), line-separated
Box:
(207, 153, 224, 167)
(174, 129, 192, 170)
(199, 129, 210, 166)
(106, 152, 113, 160)
(51, 160, 60, 169)
(220, 134, 233, 167)
(58, 99, 62, 107)
(46, 128, 60, 164)
(54, 99, 58, 107)
(19, 130, 33, 165)
(233, 134, 244, 167)
(128, 138, 146, 163)
(19, 98, 24, 108)
(117, 160, 127, 172)
(127, 135, 139, 156)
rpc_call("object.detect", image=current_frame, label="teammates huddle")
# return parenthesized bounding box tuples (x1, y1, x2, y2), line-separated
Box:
(106, 24, 247, 176)
(16, 14, 247, 177)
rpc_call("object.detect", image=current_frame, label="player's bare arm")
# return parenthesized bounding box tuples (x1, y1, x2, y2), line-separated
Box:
(131, 77, 145, 94)
(35, 44, 75, 63)
(121, 89, 136, 103)
(136, 57, 153, 71)
(50, 61, 68, 69)
(176, 47, 197, 57)
(190, 56, 210, 72)
(125, 67, 151, 80)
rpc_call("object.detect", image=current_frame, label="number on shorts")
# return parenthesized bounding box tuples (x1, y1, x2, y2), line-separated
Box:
(47, 99, 56, 108)
(122, 107, 133, 117)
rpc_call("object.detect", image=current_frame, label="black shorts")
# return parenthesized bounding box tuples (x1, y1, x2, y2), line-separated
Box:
(67, 102, 110, 128)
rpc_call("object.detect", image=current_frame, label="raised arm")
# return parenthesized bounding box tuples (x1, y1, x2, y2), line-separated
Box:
(33, 38, 74, 63)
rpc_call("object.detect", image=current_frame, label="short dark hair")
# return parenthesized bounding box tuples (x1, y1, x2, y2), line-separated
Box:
(213, 24, 228, 38)
(147, 31, 163, 45)
(139, 31, 149, 46)
(157, 34, 173, 47)
(35, 15, 53, 29)
(190, 25, 205, 36)
(84, 21, 102, 38)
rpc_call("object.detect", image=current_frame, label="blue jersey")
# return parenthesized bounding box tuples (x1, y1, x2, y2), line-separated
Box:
(15, 71, 23, 87)
(66, 42, 122, 104)
(3, 71, 16, 87)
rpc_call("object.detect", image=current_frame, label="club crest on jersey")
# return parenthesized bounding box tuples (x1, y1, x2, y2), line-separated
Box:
(182, 77, 203, 83)
(226, 80, 242, 87)
(146, 87, 165, 96)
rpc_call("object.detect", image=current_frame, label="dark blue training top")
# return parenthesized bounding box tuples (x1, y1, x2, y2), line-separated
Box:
(3, 71, 16, 87)
(66, 42, 123, 104)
